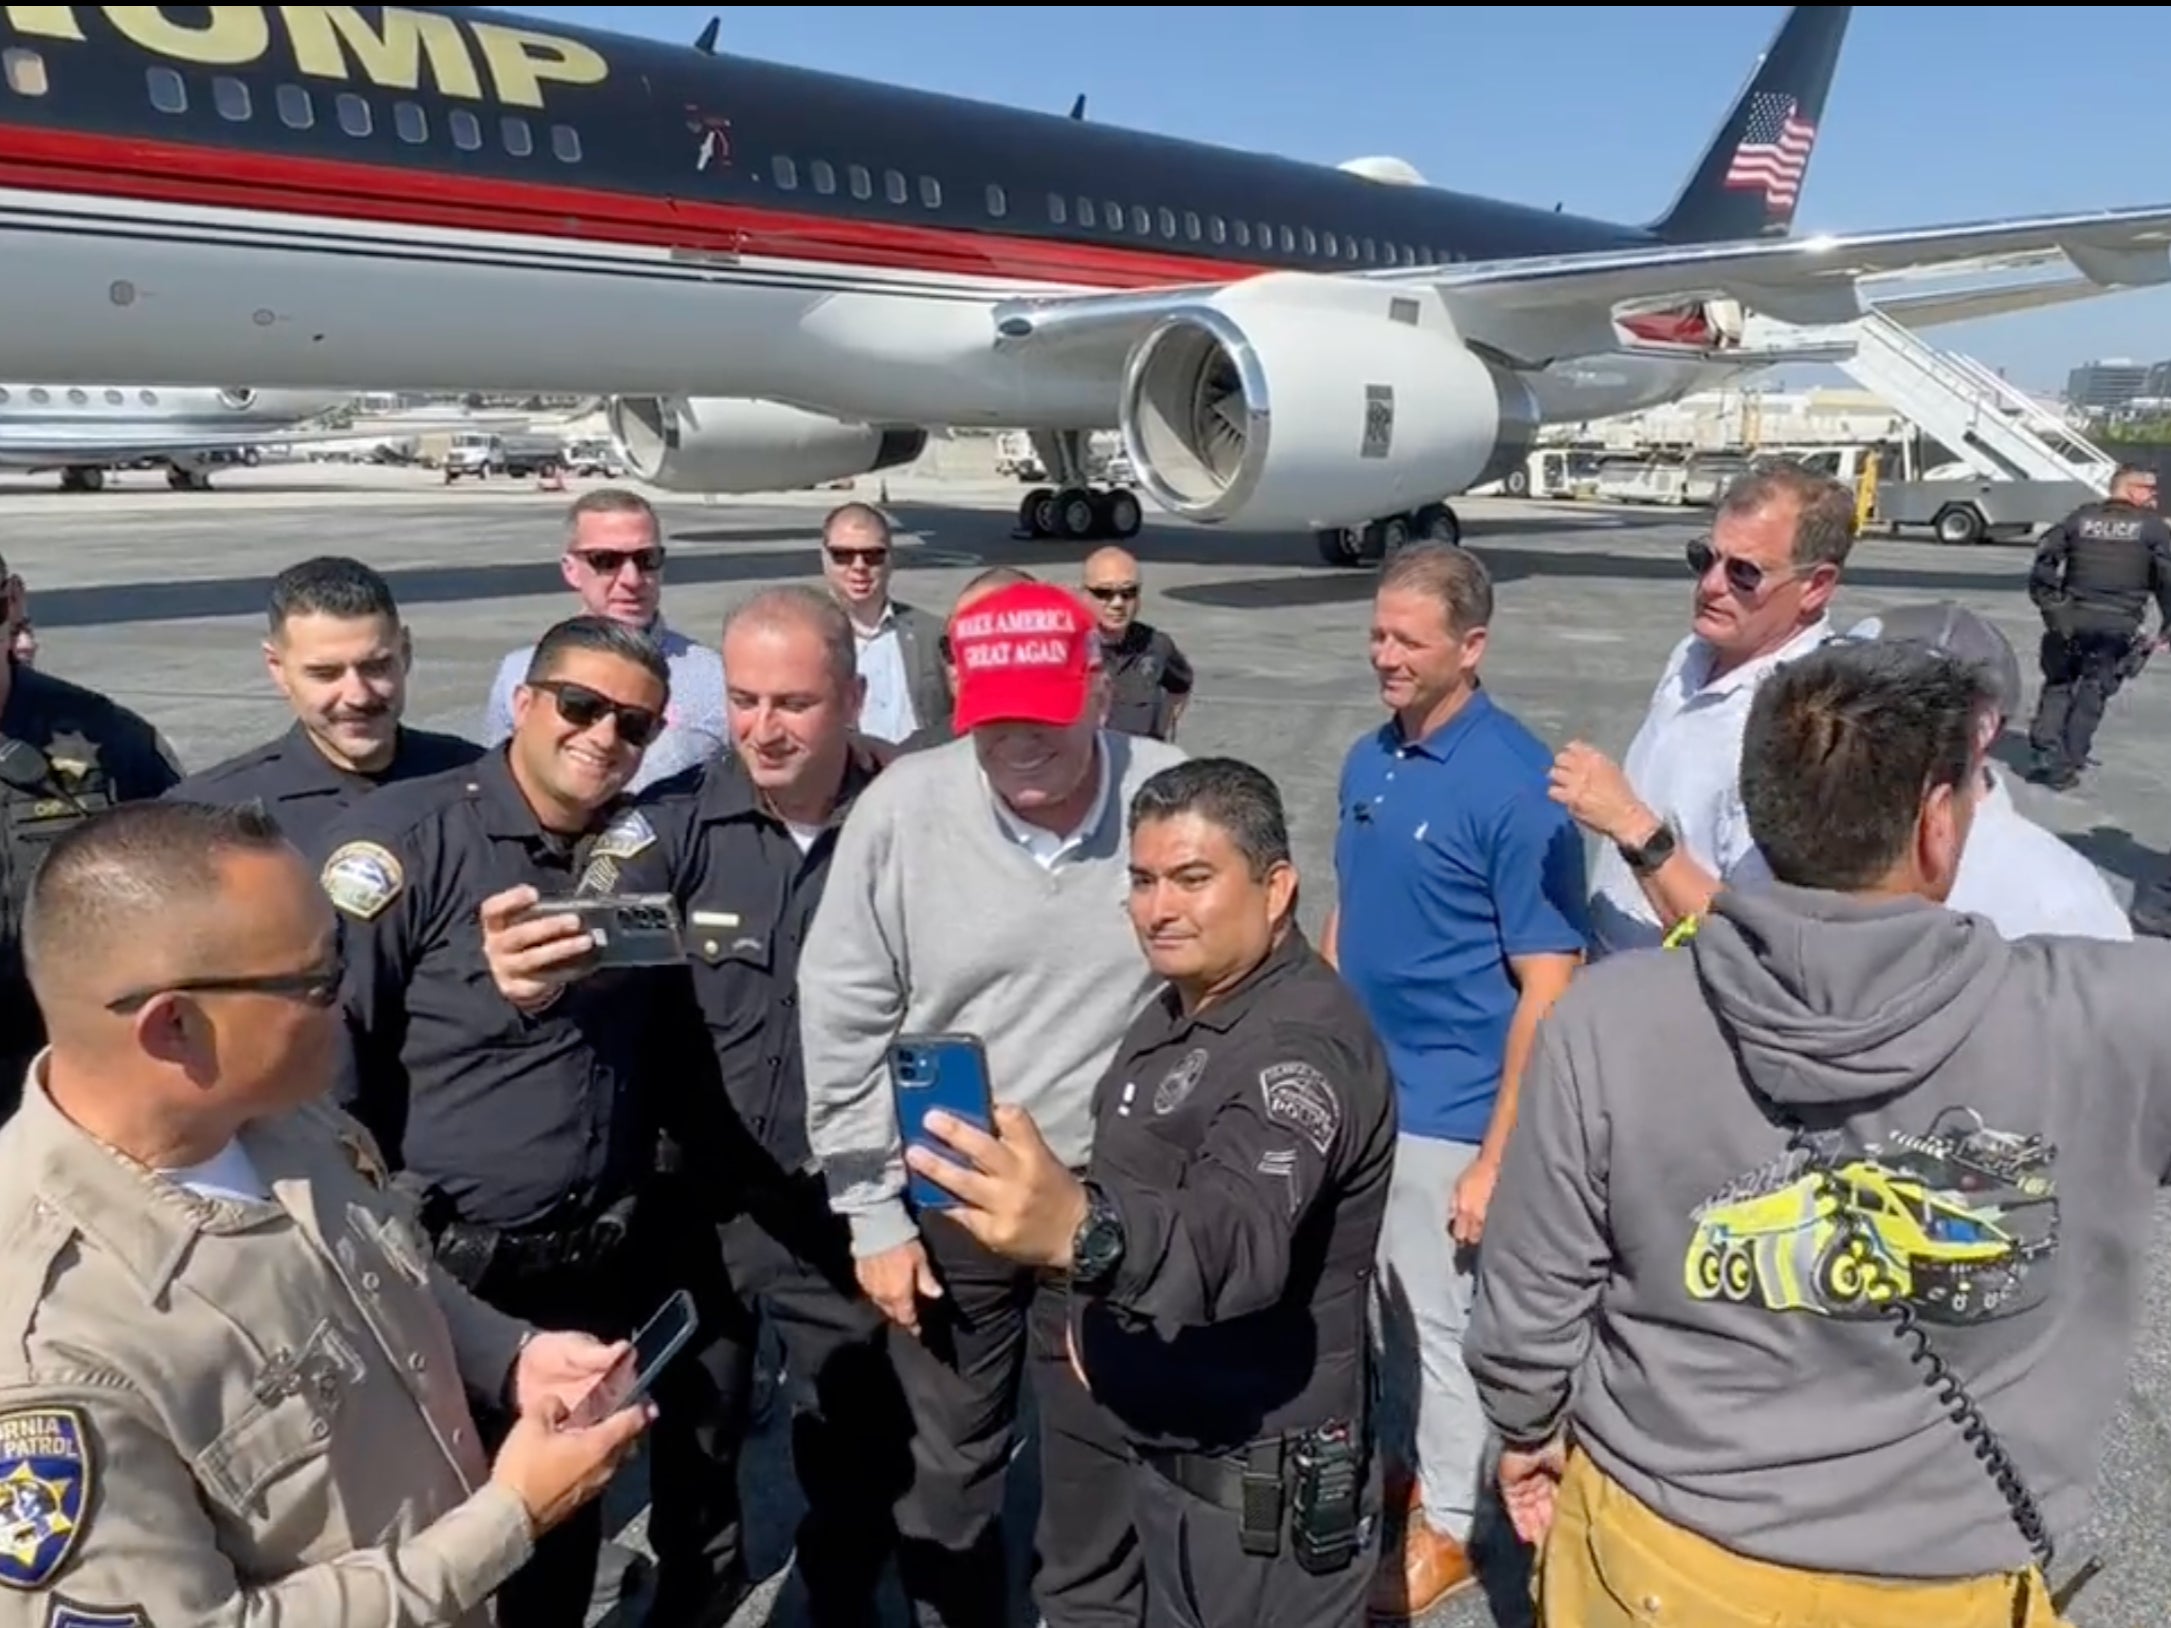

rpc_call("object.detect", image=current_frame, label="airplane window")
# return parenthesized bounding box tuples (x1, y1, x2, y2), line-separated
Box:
(985, 184, 1006, 218)
(335, 92, 371, 137)
(139, 390, 157, 405)
(1105, 200, 1121, 229)
(276, 83, 313, 129)
(770, 155, 796, 189)
(1130, 205, 1149, 235)
(449, 108, 481, 150)
(147, 66, 186, 114)
(1156, 207, 1175, 238)
(1258, 222, 1272, 249)
(1345, 237, 1359, 262)
(394, 101, 427, 144)
(104, 389, 122, 404)
(810, 160, 834, 194)
(885, 170, 907, 204)
(1322, 231, 1337, 257)
(919, 176, 940, 209)
(1232, 221, 1249, 247)
(67, 389, 86, 404)
(1076, 198, 1095, 228)
(1209, 216, 1225, 244)
(1183, 211, 1200, 241)
(212, 76, 249, 122)
(28, 389, 47, 405)
(1279, 225, 1294, 252)
(3, 47, 49, 98)
(0, 391, 8, 404)
(1302, 228, 1317, 255)
(1046, 193, 1066, 224)
(1362, 238, 1375, 262)
(848, 164, 871, 199)
(551, 124, 582, 164)
(501, 115, 532, 158)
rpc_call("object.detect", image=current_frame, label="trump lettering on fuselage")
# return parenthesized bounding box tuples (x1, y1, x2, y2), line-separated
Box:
(1, 5, 609, 107)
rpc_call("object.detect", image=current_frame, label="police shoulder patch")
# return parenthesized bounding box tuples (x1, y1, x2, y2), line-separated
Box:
(48, 1600, 146, 1628)
(589, 810, 657, 863)
(0, 1405, 94, 1592)
(320, 840, 404, 921)
(1258, 1060, 1341, 1157)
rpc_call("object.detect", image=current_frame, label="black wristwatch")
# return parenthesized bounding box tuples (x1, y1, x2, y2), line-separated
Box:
(1616, 821, 1677, 876)
(1069, 1182, 1126, 1289)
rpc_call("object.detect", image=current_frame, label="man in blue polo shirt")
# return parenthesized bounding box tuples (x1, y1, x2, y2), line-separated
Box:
(1324, 542, 1588, 1620)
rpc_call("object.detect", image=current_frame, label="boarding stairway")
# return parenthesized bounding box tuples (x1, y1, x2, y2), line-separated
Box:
(1734, 308, 2120, 494)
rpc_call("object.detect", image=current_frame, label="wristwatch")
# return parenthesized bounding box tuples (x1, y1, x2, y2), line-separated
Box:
(1616, 821, 1677, 876)
(1069, 1182, 1126, 1289)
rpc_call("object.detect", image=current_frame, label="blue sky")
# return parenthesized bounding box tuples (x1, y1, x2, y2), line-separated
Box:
(500, 4, 2171, 393)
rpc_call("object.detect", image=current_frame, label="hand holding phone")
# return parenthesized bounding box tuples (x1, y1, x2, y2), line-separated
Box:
(567, 1289, 699, 1427)
(890, 1034, 996, 1212)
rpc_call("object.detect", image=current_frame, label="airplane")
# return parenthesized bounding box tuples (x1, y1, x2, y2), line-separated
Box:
(0, 381, 354, 489)
(1, 5, 2168, 565)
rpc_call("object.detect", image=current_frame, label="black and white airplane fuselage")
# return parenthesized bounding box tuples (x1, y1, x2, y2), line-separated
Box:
(0, 4, 2166, 550)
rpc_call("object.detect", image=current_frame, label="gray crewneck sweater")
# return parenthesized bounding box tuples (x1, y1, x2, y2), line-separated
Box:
(801, 730, 1185, 1257)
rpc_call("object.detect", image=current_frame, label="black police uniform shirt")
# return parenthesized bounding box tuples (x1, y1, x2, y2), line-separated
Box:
(2028, 498, 2171, 635)
(165, 720, 483, 864)
(1071, 928, 1397, 1455)
(1101, 621, 1194, 742)
(0, 663, 182, 1088)
(629, 741, 886, 1188)
(318, 746, 675, 1232)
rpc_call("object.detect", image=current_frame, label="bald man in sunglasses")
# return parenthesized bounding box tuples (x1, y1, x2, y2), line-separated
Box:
(318, 613, 692, 1628)
(1551, 461, 1859, 957)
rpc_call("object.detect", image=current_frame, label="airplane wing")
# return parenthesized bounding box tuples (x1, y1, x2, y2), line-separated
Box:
(1868, 276, 2126, 332)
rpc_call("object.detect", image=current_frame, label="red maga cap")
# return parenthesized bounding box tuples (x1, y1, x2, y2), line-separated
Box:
(948, 582, 1102, 730)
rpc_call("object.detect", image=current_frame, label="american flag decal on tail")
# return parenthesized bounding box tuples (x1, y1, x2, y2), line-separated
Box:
(1723, 92, 1817, 214)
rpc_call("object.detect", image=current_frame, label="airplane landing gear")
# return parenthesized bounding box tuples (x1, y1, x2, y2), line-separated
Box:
(1313, 502, 1460, 568)
(57, 466, 105, 493)
(1014, 430, 1144, 542)
(167, 465, 213, 491)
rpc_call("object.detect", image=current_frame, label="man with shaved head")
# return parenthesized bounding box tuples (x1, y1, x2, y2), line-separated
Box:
(1083, 546, 1194, 742)
(483, 584, 911, 1627)
(0, 801, 648, 1623)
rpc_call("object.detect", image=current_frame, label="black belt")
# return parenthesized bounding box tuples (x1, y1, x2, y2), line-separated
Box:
(1142, 1438, 1287, 1557)
(418, 1186, 638, 1289)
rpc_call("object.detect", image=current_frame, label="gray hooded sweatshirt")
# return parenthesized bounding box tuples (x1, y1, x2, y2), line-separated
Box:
(1466, 881, 2171, 1578)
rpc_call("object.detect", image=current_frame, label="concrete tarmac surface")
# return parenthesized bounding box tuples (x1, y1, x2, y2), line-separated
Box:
(8, 460, 2169, 1628)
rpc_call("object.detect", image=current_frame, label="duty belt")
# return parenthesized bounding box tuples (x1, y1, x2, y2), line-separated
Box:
(1142, 1438, 1288, 1556)
(410, 1181, 638, 1290)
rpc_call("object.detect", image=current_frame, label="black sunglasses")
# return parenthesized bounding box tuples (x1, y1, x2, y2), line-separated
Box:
(1084, 584, 1140, 602)
(105, 961, 344, 1015)
(531, 679, 662, 748)
(826, 546, 889, 567)
(570, 547, 665, 576)
(1685, 538, 1798, 597)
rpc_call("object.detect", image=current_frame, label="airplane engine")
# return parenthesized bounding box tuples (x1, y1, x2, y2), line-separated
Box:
(1117, 283, 1541, 532)
(606, 396, 929, 494)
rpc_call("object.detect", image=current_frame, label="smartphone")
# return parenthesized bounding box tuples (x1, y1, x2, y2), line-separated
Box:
(510, 893, 687, 968)
(567, 1289, 700, 1426)
(890, 1033, 996, 1212)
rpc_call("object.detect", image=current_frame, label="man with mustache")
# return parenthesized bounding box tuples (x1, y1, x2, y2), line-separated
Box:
(799, 579, 1185, 1628)
(168, 556, 482, 863)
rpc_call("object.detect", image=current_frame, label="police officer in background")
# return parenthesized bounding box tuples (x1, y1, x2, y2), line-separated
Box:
(0, 549, 181, 1120)
(481, 586, 913, 1628)
(2024, 463, 2171, 790)
(909, 758, 1397, 1628)
(167, 556, 482, 862)
(322, 614, 684, 1628)
(1083, 546, 1194, 742)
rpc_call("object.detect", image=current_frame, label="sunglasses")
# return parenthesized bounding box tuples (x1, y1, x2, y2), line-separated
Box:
(1685, 539, 1799, 597)
(826, 546, 889, 568)
(531, 679, 662, 748)
(571, 547, 665, 576)
(105, 959, 344, 1015)
(1085, 584, 1140, 602)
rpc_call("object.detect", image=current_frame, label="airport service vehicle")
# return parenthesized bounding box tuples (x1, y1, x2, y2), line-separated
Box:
(442, 428, 561, 480)
(2, 5, 2170, 562)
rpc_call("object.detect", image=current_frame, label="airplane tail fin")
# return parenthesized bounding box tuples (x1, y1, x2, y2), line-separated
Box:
(1648, 5, 1852, 244)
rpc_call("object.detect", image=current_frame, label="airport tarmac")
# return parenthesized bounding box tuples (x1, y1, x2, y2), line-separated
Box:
(9, 460, 2170, 1628)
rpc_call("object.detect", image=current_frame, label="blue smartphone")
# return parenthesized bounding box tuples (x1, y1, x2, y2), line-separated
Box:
(890, 1033, 996, 1211)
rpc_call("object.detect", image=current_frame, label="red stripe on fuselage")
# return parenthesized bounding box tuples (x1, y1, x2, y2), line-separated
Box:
(0, 123, 1268, 290)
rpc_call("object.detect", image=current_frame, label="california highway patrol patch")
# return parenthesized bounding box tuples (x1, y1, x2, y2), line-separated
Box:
(320, 841, 404, 921)
(47, 1602, 146, 1628)
(0, 1406, 93, 1591)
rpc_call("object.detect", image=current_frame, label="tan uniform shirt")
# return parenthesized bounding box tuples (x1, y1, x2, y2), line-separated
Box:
(0, 1062, 538, 1626)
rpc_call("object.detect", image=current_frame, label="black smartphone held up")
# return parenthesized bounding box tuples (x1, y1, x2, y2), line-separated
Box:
(890, 1033, 996, 1212)
(567, 1288, 699, 1427)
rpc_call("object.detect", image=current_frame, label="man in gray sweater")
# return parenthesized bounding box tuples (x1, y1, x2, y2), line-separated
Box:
(1466, 638, 2165, 1626)
(800, 578, 1185, 1628)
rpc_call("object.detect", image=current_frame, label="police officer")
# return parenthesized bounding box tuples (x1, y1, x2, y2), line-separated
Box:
(1082, 547, 1194, 742)
(0, 800, 648, 1627)
(166, 557, 481, 862)
(2023, 463, 2171, 790)
(322, 614, 684, 1628)
(908, 758, 1397, 1628)
(0, 550, 181, 1120)
(483, 587, 910, 1627)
